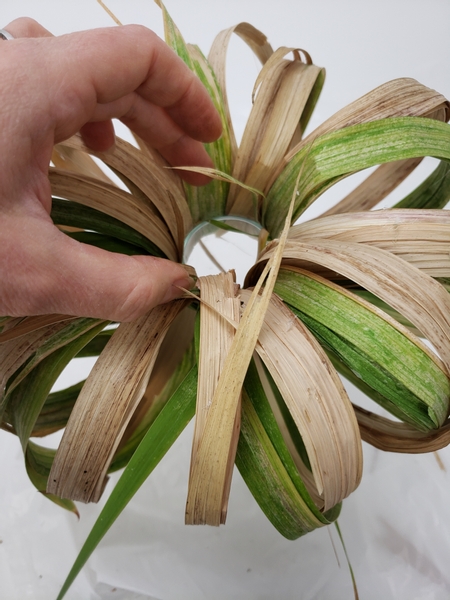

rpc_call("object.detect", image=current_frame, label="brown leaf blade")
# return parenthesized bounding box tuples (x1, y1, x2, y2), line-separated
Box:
(186, 272, 240, 525)
(241, 291, 363, 510)
(48, 300, 189, 502)
(249, 238, 450, 375)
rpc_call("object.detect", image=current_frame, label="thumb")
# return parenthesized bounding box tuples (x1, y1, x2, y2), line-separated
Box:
(2, 216, 192, 321)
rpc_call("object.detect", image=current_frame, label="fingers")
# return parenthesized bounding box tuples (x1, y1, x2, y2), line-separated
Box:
(41, 25, 222, 154)
(0, 214, 192, 321)
(64, 24, 220, 182)
(3, 17, 53, 38)
(55, 26, 222, 146)
(0, 19, 213, 322)
(2, 22, 221, 181)
(93, 92, 214, 184)
(4, 19, 121, 160)
(89, 25, 223, 142)
(79, 121, 116, 153)
(79, 94, 214, 184)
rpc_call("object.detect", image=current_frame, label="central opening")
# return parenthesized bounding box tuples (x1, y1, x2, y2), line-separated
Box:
(183, 216, 263, 286)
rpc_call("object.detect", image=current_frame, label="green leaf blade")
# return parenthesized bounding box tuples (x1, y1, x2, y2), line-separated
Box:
(274, 269, 450, 430)
(156, 2, 233, 222)
(26, 442, 79, 515)
(56, 365, 198, 600)
(51, 198, 165, 257)
(236, 360, 340, 540)
(394, 159, 450, 209)
(264, 117, 450, 236)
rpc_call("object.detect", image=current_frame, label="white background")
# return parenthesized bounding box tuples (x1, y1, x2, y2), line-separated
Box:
(1, 1, 450, 599)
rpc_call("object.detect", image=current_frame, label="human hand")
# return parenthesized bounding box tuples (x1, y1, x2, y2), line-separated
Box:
(0, 18, 222, 321)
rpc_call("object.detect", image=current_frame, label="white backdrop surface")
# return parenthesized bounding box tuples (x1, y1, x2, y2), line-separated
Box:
(1, 1, 450, 599)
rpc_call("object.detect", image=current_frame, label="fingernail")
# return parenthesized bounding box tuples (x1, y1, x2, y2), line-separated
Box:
(101, 140, 117, 156)
(162, 276, 196, 304)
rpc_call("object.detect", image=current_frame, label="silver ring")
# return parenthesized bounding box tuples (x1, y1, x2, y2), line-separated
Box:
(0, 29, 14, 41)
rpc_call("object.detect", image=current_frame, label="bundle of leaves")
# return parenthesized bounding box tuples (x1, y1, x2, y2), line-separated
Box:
(1, 2, 449, 597)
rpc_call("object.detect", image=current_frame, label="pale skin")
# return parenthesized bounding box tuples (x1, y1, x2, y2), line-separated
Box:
(0, 18, 222, 322)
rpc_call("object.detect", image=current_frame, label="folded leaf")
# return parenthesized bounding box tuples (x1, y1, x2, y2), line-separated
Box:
(240, 290, 362, 511)
(56, 366, 198, 600)
(394, 159, 450, 209)
(264, 117, 450, 236)
(48, 300, 189, 502)
(274, 268, 450, 429)
(157, 0, 232, 222)
(237, 359, 340, 539)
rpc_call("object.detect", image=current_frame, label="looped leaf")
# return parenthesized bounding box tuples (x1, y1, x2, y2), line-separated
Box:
(186, 272, 240, 526)
(289, 209, 450, 276)
(240, 290, 362, 510)
(264, 117, 450, 236)
(208, 22, 274, 160)
(156, 0, 232, 222)
(227, 47, 324, 218)
(273, 267, 450, 430)
(249, 238, 450, 375)
(48, 300, 189, 503)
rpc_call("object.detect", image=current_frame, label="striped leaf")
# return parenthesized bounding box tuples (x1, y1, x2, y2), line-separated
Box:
(274, 268, 450, 430)
(237, 359, 340, 539)
(56, 366, 198, 600)
(157, 0, 232, 222)
(264, 117, 450, 236)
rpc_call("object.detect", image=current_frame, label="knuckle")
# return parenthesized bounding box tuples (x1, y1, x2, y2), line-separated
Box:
(6, 17, 51, 38)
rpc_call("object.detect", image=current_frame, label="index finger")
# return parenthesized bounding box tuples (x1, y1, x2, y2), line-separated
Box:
(44, 25, 222, 144)
(2, 19, 220, 184)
